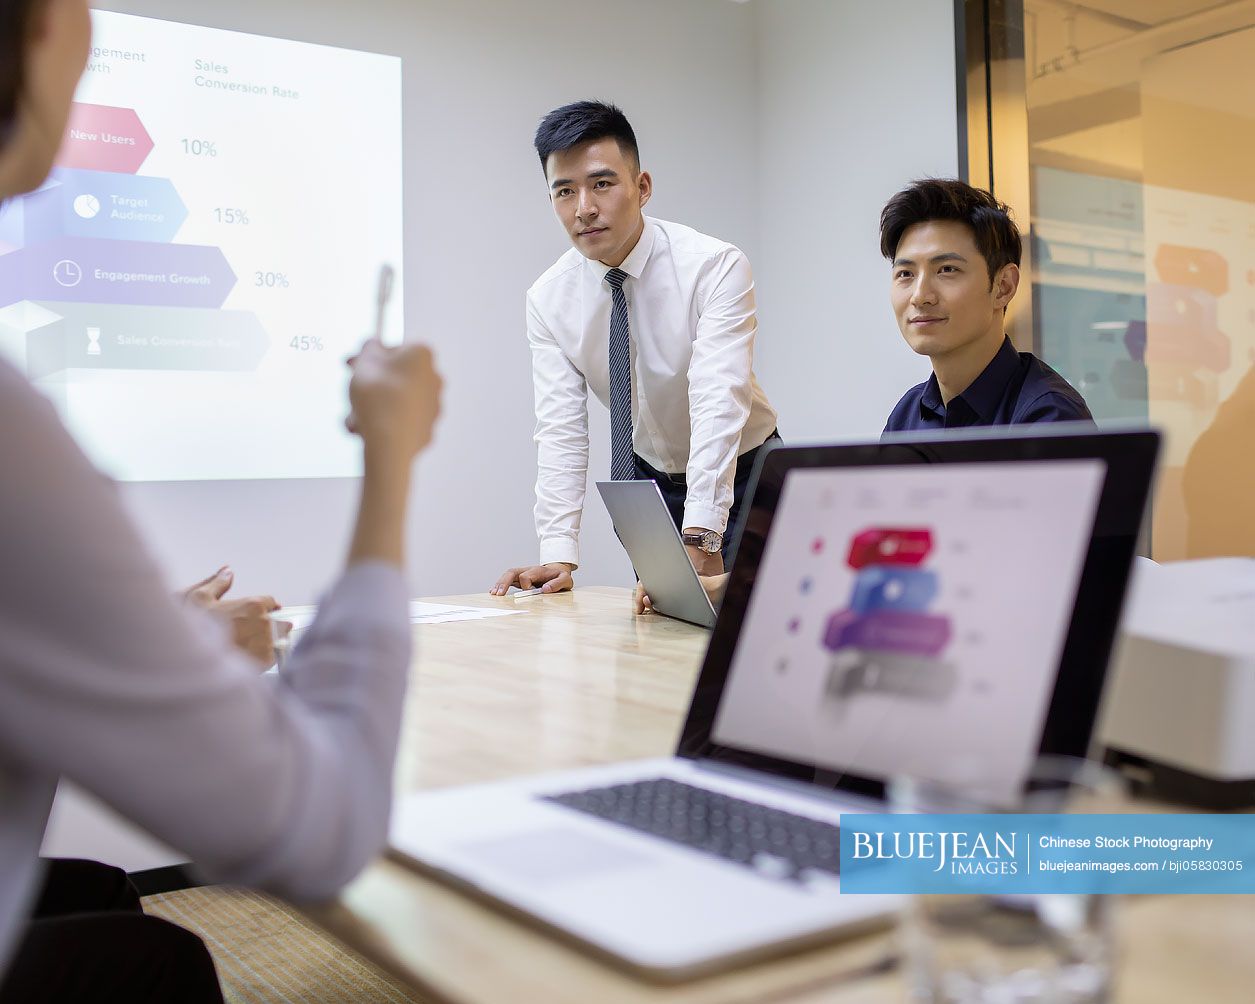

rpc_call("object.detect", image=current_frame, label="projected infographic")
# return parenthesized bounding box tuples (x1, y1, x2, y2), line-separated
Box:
(0, 12, 402, 480)
(711, 461, 1107, 797)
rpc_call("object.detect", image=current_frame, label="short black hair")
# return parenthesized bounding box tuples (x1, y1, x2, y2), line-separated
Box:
(533, 100, 639, 174)
(879, 179, 1021, 284)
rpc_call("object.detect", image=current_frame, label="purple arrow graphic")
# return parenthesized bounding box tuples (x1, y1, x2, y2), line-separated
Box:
(0, 199, 24, 254)
(2, 237, 236, 309)
(822, 609, 952, 658)
(0, 254, 19, 308)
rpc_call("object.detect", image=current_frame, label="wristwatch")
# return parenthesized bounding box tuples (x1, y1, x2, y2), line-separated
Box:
(681, 529, 723, 554)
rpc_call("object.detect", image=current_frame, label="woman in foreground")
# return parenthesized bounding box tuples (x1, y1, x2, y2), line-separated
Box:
(0, 1, 442, 999)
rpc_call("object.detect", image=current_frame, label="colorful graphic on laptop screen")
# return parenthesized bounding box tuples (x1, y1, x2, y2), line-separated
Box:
(712, 461, 1107, 802)
(823, 527, 957, 707)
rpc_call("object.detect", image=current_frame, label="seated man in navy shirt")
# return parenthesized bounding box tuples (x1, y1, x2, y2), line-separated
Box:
(881, 178, 1092, 433)
(638, 179, 1093, 617)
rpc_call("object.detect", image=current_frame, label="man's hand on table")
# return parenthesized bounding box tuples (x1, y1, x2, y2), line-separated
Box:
(490, 562, 575, 596)
(635, 573, 730, 615)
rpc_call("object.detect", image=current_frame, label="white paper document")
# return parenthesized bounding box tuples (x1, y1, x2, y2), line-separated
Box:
(407, 601, 525, 625)
(274, 601, 523, 632)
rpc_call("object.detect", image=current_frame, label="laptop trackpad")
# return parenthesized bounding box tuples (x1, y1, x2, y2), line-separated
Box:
(457, 826, 654, 884)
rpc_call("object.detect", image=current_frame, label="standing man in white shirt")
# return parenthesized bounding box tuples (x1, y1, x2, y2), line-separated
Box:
(491, 101, 778, 597)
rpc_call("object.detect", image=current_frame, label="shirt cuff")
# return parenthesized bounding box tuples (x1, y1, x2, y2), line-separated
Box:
(538, 537, 579, 569)
(304, 561, 410, 643)
(682, 502, 729, 536)
(281, 561, 411, 691)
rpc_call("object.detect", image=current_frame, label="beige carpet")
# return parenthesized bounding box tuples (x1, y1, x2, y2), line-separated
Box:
(143, 886, 425, 1004)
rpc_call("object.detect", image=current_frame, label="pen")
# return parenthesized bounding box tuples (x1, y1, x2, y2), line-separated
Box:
(346, 264, 396, 436)
(373, 264, 394, 342)
(512, 587, 545, 599)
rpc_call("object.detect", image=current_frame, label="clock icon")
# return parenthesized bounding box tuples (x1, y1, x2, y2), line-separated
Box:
(53, 259, 83, 287)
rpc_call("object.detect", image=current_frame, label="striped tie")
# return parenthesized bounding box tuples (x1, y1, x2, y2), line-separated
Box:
(606, 267, 636, 481)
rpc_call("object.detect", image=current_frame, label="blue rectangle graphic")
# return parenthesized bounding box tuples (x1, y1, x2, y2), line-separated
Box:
(840, 814, 1255, 894)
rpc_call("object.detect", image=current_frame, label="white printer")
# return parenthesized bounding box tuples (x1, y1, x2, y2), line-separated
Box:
(1099, 557, 1255, 808)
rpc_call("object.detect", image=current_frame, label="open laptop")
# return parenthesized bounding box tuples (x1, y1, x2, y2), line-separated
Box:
(389, 428, 1160, 980)
(597, 479, 717, 628)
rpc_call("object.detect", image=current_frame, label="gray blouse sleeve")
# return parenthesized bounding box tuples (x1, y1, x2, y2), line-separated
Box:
(0, 362, 411, 900)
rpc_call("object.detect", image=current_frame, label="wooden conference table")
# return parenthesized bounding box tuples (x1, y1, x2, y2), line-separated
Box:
(303, 587, 1254, 1004)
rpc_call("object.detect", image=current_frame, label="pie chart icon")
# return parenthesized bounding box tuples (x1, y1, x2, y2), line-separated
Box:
(73, 194, 101, 220)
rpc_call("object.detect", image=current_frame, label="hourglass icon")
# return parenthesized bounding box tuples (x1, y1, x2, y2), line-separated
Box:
(86, 327, 102, 357)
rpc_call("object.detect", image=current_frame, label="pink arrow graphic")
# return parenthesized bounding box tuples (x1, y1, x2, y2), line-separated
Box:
(55, 103, 153, 174)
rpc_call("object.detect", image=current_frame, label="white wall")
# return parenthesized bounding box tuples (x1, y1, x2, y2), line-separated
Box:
(96, 0, 758, 602)
(56, 0, 960, 874)
(91, 0, 957, 605)
(753, 0, 958, 442)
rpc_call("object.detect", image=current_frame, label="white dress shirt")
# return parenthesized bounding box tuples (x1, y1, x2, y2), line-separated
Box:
(0, 359, 411, 977)
(526, 217, 777, 567)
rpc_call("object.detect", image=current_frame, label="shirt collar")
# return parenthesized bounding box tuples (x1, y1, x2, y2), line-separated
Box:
(587, 217, 656, 284)
(917, 371, 940, 416)
(957, 336, 1020, 422)
(921, 336, 1019, 423)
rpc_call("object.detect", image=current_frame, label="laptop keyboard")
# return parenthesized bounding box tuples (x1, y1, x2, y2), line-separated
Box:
(541, 777, 841, 884)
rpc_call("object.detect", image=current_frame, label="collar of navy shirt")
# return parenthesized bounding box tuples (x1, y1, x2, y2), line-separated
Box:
(919, 335, 1020, 423)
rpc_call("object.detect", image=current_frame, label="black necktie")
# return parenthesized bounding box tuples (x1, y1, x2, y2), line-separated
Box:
(606, 267, 635, 481)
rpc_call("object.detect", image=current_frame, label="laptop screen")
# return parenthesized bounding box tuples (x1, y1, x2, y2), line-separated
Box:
(708, 458, 1107, 803)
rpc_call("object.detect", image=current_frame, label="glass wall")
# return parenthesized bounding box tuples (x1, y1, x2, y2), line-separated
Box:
(983, 0, 1255, 559)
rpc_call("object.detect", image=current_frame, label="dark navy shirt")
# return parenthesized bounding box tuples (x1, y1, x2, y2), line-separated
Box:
(883, 337, 1093, 434)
